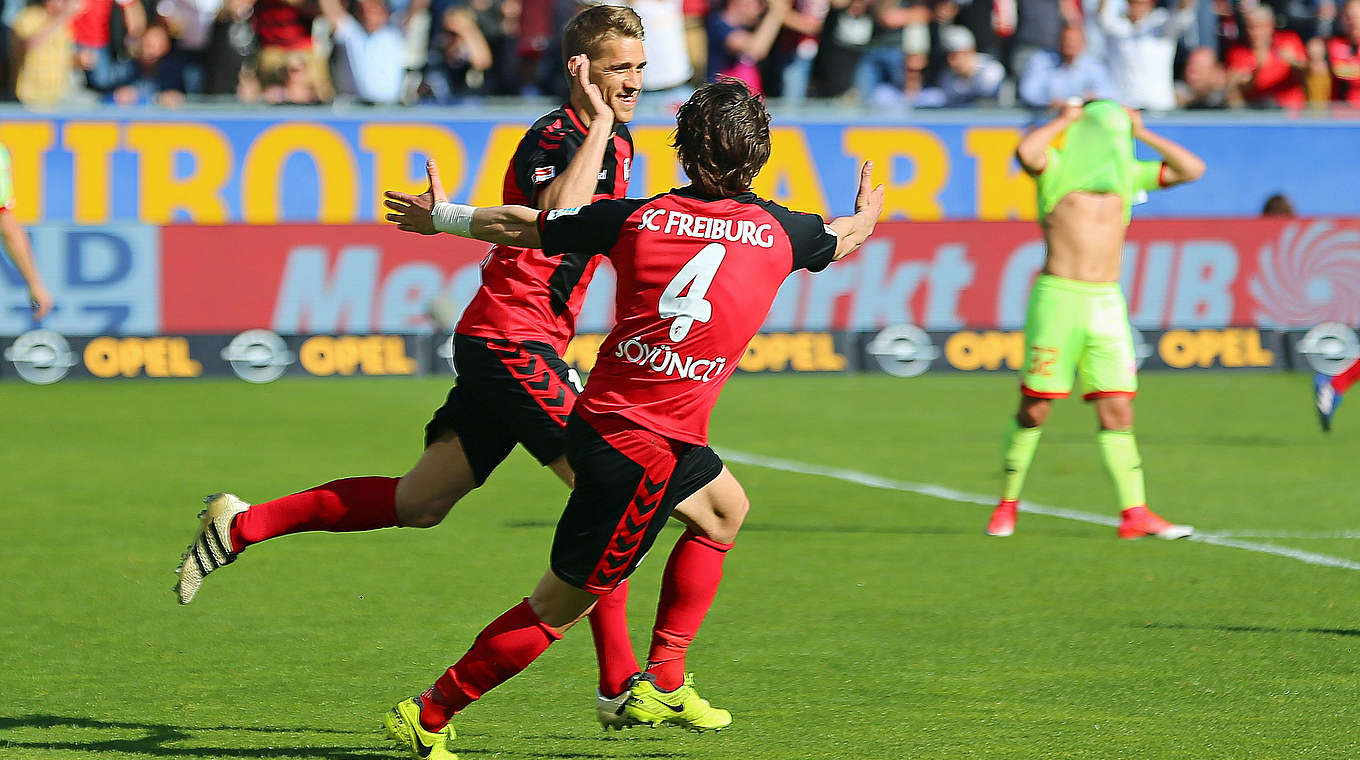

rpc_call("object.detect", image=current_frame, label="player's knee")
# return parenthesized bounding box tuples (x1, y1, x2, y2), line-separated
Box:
(1098, 407, 1134, 431)
(394, 482, 469, 528)
(395, 498, 450, 528)
(718, 492, 750, 533)
(529, 571, 596, 630)
(1017, 399, 1051, 427)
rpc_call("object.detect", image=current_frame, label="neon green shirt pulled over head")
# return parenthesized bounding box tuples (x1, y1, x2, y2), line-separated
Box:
(1036, 100, 1163, 225)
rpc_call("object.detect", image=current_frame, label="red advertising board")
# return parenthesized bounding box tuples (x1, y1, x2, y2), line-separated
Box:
(151, 218, 1360, 334)
(160, 225, 499, 333)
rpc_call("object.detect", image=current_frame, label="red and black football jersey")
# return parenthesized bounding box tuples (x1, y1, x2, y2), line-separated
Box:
(538, 187, 839, 445)
(456, 105, 634, 354)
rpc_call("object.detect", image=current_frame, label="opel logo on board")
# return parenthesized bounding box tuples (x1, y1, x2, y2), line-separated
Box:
(221, 329, 295, 383)
(4, 330, 79, 385)
(1296, 322, 1360, 376)
(866, 324, 939, 378)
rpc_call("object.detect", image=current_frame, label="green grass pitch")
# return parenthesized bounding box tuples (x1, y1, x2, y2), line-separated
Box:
(2, 371, 1357, 759)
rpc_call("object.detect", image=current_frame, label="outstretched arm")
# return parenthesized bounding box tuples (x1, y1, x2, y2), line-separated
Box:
(1015, 99, 1082, 175)
(1128, 109, 1205, 186)
(828, 162, 885, 261)
(384, 161, 543, 247)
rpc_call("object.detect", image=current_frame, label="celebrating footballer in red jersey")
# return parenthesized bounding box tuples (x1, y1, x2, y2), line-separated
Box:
(379, 80, 884, 759)
(173, 5, 747, 735)
(540, 186, 839, 445)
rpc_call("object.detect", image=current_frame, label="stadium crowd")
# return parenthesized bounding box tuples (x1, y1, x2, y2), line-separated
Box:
(4, 0, 1359, 109)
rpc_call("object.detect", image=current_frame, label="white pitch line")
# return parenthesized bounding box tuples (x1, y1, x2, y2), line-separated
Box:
(720, 448, 1360, 573)
(1198, 531, 1360, 540)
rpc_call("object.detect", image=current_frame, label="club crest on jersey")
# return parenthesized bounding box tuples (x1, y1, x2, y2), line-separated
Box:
(623, 157, 632, 182)
(533, 166, 556, 184)
(547, 207, 582, 220)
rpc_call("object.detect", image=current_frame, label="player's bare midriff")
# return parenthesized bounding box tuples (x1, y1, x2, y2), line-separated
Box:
(1040, 191, 1128, 283)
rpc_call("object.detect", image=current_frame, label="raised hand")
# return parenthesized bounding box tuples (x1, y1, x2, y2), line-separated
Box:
(384, 159, 448, 235)
(571, 54, 614, 129)
(854, 161, 885, 220)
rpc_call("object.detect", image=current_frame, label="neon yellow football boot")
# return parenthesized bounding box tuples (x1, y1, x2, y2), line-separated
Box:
(384, 696, 457, 759)
(622, 673, 731, 732)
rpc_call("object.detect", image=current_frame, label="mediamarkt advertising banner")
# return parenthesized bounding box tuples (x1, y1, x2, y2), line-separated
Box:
(3, 218, 1356, 338)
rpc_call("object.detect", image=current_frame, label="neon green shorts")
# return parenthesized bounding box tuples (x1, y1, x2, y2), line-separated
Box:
(1020, 274, 1137, 401)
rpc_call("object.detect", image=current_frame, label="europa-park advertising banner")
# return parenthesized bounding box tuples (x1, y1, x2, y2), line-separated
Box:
(0, 113, 1357, 224)
(2, 218, 1358, 383)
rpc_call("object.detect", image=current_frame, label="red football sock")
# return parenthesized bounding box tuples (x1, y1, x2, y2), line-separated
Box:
(229, 477, 399, 552)
(645, 530, 732, 691)
(1332, 359, 1360, 394)
(420, 599, 561, 731)
(589, 579, 640, 697)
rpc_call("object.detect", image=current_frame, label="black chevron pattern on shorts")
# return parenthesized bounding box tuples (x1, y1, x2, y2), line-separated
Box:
(487, 341, 573, 427)
(590, 473, 668, 588)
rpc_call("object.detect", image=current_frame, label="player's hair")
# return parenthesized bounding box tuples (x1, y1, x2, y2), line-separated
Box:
(561, 5, 644, 67)
(672, 78, 771, 197)
(1261, 193, 1295, 217)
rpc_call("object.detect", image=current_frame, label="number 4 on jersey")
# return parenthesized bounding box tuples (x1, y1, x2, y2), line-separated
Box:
(659, 243, 726, 342)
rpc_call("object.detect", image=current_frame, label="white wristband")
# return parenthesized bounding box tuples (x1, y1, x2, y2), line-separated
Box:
(432, 201, 475, 237)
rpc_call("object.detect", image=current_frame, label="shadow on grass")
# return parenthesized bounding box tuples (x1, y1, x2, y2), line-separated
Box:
(0, 714, 380, 759)
(0, 715, 692, 759)
(506, 519, 989, 537)
(1141, 623, 1360, 637)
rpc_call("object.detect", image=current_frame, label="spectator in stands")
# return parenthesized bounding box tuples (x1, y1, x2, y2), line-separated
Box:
(202, 0, 257, 97)
(680, 0, 706, 84)
(1226, 5, 1307, 108)
(521, 0, 558, 94)
(11, 0, 78, 106)
(903, 47, 928, 96)
(380, 0, 428, 101)
(811, 0, 873, 98)
(1011, 0, 1076, 76)
(908, 23, 1004, 105)
(71, 0, 145, 92)
(768, 0, 828, 101)
(1175, 44, 1228, 107)
(1261, 192, 1296, 216)
(707, 0, 789, 93)
(1273, 0, 1335, 39)
(421, 5, 493, 101)
(1325, 0, 1360, 105)
(951, 0, 1007, 63)
(157, 0, 225, 94)
(262, 47, 322, 101)
(255, 0, 330, 101)
(1018, 20, 1113, 108)
(110, 20, 186, 104)
(623, 0, 695, 104)
(854, 0, 928, 100)
(320, 0, 407, 104)
(1098, 0, 1194, 111)
(923, 0, 957, 81)
(440, 0, 522, 96)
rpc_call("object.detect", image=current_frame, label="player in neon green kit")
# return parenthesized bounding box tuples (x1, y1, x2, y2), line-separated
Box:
(0, 144, 52, 319)
(985, 100, 1205, 539)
